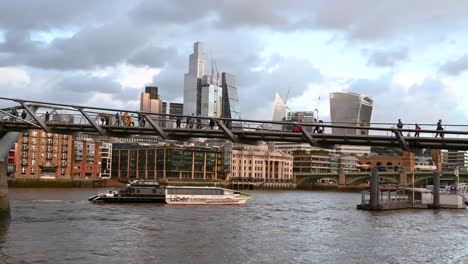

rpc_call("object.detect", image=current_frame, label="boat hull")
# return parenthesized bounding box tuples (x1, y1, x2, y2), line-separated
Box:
(89, 195, 165, 203)
(165, 196, 248, 205)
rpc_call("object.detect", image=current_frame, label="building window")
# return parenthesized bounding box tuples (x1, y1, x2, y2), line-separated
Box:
(21, 167, 26, 174)
(31, 167, 35, 174)
(31, 153, 36, 158)
(31, 160, 36, 166)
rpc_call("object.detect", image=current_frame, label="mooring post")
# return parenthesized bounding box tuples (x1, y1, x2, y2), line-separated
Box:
(399, 166, 407, 186)
(370, 168, 380, 210)
(432, 172, 440, 209)
(338, 167, 346, 185)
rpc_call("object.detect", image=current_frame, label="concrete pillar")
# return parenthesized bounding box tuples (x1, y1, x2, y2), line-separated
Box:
(0, 132, 22, 211)
(433, 172, 440, 209)
(399, 166, 407, 186)
(0, 162, 8, 210)
(431, 149, 443, 173)
(401, 151, 415, 172)
(370, 168, 379, 210)
(338, 167, 346, 185)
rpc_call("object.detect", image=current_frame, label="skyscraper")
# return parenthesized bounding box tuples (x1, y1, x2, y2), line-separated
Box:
(184, 42, 207, 115)
(140, 86, 162, 113)
(161, 101, 184, 128)
(329, 92, 373, 135)
(272, 93, 287, 122)
(199, 75, 223, 118)
(221, 72, 241, 119)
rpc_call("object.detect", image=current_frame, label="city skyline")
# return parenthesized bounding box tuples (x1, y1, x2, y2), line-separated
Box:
(1, 1, 468, 125)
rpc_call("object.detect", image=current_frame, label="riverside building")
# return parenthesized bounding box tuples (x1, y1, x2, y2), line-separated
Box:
(15, 129, 102, 179)
(110, 143, 225, 182)
(229, 144, 293, 183)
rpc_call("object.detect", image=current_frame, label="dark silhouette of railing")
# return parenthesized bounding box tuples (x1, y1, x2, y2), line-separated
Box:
(1, 97, 468, 150)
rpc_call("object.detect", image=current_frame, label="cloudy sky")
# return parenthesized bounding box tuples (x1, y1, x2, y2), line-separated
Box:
(1, 0, 468, 125)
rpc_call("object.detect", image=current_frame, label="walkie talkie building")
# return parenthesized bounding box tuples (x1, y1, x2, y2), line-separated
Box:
(330, 92, 373, 135)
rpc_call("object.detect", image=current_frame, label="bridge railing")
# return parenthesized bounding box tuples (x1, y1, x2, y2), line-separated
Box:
(2, 96, 468, 141)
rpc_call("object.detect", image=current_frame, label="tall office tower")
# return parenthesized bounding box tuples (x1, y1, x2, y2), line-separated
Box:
(184, 42, 207, 115)
(221, 72, 241, 120)
(272, 93, 288, 130)
(140, 86, 162, 114)
(199, 75, 223, 118)
(272, 93, 287, 121)
(161, 101, 184, 128)
(330, 92, 373, 135)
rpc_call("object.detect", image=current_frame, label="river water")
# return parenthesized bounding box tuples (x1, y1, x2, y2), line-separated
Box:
(0, 188, 467, 264)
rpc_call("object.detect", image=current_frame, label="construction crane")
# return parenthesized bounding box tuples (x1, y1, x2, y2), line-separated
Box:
(284, 88, 291, 105)
(314, 96, 320, 120)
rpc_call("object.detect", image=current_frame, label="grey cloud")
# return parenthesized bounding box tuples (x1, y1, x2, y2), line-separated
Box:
(0, 20, 169, 70)
(367, 47, 408, 67)
(55, 75, 121, 94)
(129, 0, 468, 41)
(128, 45, 178, 68)
(345, 75, 465, 124)
(0, 0, 133, 31)
(440, 55, 468, 76)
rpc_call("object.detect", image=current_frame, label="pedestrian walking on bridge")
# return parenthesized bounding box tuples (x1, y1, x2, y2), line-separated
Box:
(435, 119, 444, 138)
(396, 119, 403, 135)
(414, 123, 421, 137)
(176, 117, 181, 128)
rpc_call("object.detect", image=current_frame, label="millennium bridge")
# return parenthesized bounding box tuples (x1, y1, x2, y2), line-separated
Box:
(1, 97, 468, 209)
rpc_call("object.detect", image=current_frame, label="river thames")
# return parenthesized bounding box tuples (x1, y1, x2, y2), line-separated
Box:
(0, 188, 467, 264)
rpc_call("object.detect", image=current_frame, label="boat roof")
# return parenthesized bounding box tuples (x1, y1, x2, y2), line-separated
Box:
(405, 188, 432, 193)
(166, 186, 224, 190)
(128, 180, 160, 186)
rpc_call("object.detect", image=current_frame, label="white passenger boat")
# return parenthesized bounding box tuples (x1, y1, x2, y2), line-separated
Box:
(89, 180, 251, 205)
(165, 186, 251, 205)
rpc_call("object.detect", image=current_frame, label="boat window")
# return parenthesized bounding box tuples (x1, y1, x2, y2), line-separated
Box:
(167, 188, 224, 195)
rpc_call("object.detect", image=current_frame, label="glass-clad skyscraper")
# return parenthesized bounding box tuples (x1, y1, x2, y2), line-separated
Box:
(221, 72, 241, 119)
(330, 92, 373, 135)
(184, 42, 207, 115)
(200, 75, 223, 118)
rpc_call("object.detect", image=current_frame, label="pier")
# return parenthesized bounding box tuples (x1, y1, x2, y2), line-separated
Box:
(357, 168, 466, 210)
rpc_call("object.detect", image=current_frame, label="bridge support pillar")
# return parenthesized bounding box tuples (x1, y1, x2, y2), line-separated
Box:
(370, 168, 379, 210)
(0, 162, 8, 211)
(338, 167, 346, 185)
(432, 172, 440, 209)
(399, 166, 407, 186)
(0, 131, 22, 211)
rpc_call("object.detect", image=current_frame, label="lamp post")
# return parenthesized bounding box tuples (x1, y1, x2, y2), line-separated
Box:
(412, 170, 415, 206)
